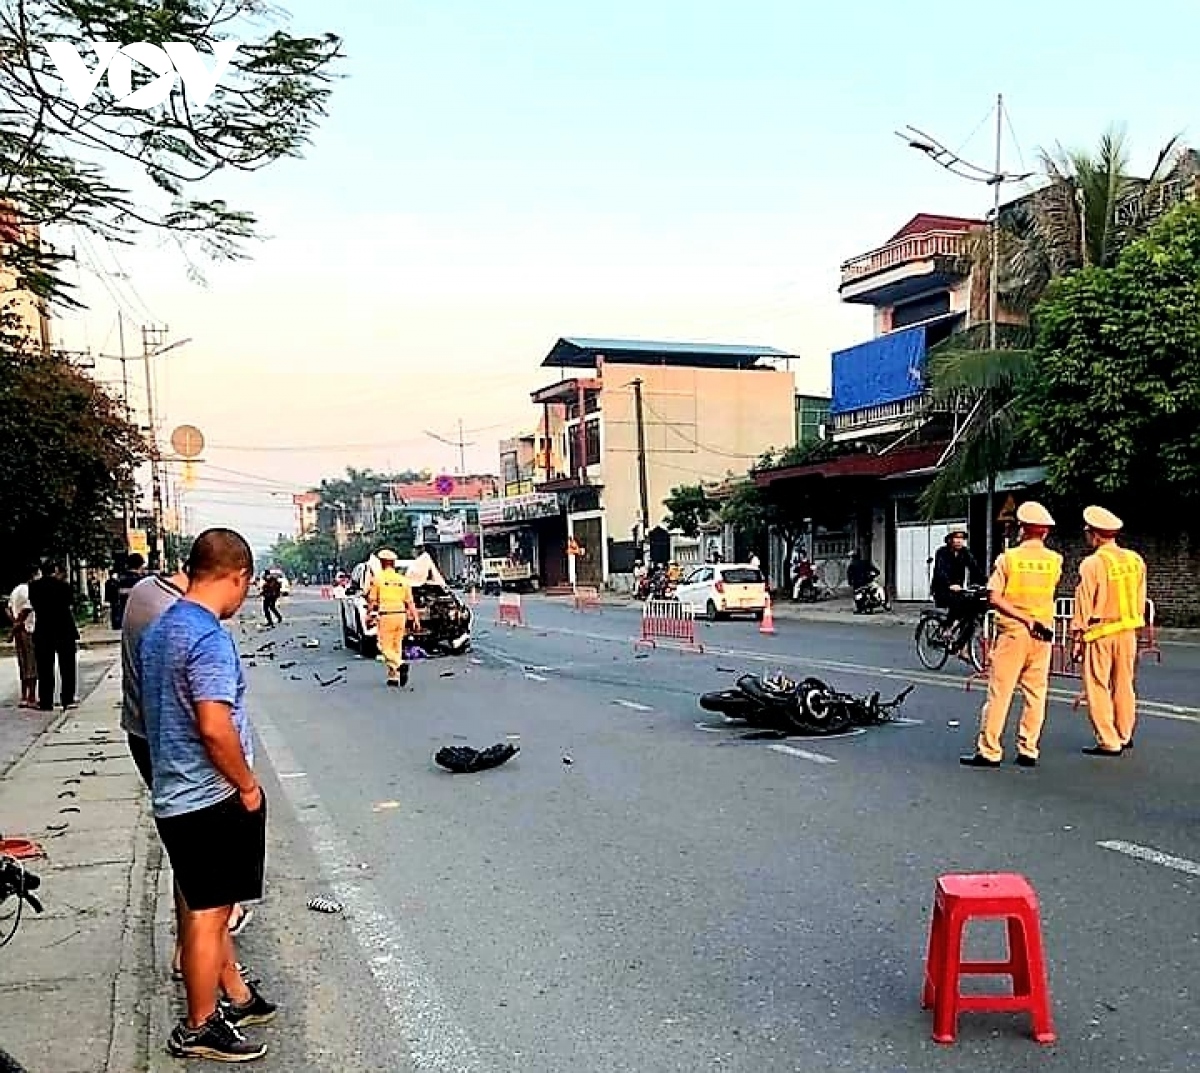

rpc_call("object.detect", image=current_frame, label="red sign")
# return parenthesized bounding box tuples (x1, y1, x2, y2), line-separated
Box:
(434, 474, 456, 496)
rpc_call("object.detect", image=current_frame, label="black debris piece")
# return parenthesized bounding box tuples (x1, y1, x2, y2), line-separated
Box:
(279, 661, 296, 670)
(435, 743, 520, 774)
(290, 675, 303, 681)
(562, 755, 573, 765)
(257, 641, 276, 652)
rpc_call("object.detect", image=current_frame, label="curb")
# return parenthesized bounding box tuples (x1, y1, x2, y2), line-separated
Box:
(107, 802, 162, 1073)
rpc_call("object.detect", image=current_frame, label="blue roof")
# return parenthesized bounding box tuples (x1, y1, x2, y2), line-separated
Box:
(542, 336, 797, 369)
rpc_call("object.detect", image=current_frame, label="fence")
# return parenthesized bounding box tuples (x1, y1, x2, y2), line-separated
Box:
(965, 597, 1160, 709)
(495, 593, 524, 628)
(635, 599, 703, 653)
(572, 586, 602, 612)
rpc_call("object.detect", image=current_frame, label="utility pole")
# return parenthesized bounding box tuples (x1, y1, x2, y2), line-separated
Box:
(631, 379, 651, 555)
(457, 419, 466, 475)
(117, 310, 132, 534)
(898, 96, 1033, 571)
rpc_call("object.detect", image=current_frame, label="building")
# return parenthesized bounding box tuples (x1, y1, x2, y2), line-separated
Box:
(293, 492, 320, 538)
(756, 212, 1012, 600)
(499, 430, 561, 497)
(387, 476, 497, 580)
(0, 204, 52, 355)
(483, 337, 799, 589)
(795, 394, 830, 445)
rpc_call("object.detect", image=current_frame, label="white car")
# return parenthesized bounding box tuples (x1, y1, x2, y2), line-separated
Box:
(674, 563, 767, 622)
(339, 558, 413, 657)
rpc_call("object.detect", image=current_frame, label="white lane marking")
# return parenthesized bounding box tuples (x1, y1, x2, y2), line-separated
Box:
(524, 673, 548, 682)
(279, 771, 307, 779)
(252, 709, 487, 1073)
(485, 623, 1200, 723)
(767, 744, 837, 765)
(1097, 840, 1200, 878)
(613, 699, 653, 712)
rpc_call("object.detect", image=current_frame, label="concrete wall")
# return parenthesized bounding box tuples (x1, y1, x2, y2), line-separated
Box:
(598, 362, 796, 539)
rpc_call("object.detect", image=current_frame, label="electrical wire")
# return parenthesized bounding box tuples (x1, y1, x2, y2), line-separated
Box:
(636, 396, 762, 461)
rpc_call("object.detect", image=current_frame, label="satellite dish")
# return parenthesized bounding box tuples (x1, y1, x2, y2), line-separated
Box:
(170, 424, 205, 459)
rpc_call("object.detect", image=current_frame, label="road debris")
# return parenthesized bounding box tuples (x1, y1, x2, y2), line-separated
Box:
(434, 743, 520, 774)
(313, 673, 345, 687)
(303, 639, 320, 649)
(372, 801, 401, 812)
(307, 895, 344, 914)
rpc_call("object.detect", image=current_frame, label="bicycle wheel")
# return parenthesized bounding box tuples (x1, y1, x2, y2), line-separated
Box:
(964, 625, 986, 673)
(915, 614, 950, 671)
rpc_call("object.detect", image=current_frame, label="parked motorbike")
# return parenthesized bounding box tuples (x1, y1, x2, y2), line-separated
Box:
(699, 674, 914, 735)
(853, 582, 891, 614)
(636, 568, 676, 601)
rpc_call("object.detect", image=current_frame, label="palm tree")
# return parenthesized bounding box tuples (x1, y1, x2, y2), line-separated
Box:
(990, 128, 1185, 314)
(923, 129, 1192, 562)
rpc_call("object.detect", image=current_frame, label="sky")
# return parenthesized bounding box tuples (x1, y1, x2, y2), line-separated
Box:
(50, 0, 1199, 549)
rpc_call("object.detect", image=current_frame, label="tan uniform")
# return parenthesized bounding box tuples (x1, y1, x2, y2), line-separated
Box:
(367, 567, 414, 681)
(976, 540, 1063, 761)
(1072, 544, 1147, 750)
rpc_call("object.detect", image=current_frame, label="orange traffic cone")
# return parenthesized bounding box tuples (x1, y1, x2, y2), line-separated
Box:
(759, 593, 776, 634)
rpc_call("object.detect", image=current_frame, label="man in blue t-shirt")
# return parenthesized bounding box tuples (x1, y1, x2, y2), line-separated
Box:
(140, 529, 275, 1063)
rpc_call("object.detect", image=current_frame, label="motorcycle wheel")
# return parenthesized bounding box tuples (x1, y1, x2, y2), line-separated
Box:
(796, 686, 852, 734)
(915, 615, 950, 671)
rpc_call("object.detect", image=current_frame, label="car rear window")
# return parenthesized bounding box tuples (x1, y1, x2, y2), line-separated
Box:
(721, 568, 763, 584)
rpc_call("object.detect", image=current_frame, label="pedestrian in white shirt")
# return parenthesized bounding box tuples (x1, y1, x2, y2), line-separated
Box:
(7, 566, 39, 708)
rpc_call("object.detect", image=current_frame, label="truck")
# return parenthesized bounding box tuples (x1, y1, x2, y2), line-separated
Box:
(480, 557, 536, 595)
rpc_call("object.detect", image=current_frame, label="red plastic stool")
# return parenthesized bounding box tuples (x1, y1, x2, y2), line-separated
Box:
(922, 873, 1055, 1045)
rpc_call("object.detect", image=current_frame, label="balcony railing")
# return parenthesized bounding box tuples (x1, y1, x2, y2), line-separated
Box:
(832, 396, 927, 432)
(840, 230, 972, 285)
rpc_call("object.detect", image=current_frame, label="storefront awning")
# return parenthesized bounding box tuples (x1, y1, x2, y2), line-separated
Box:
(754, 443, 947, 488)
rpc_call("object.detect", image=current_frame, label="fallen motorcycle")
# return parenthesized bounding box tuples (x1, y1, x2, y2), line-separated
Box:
(699, 674, 914, 735)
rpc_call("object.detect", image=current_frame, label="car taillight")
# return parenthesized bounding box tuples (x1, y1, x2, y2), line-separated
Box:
(714, 580, 725, 593)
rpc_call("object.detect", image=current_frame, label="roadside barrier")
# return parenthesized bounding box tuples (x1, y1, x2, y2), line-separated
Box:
(572, 586, 602, 612)
(1140, 599, 1161, 662)
(495, 593, 524, 628)
(635, 599, 703, 653)
(966, 596, 1160, 710)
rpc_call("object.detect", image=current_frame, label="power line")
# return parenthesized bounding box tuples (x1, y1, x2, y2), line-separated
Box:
(636, 396, 762, 461)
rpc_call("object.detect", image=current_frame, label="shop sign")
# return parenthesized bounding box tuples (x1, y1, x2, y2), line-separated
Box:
(436, 515, 466, 542)
(479, 492, 560, 526)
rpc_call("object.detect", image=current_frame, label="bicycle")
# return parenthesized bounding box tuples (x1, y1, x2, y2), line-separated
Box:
(914, 586, 990, 674)
(0, 854, 43, 1073)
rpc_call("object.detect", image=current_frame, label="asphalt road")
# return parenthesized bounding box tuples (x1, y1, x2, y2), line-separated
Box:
(225, 590, 1200, 1073)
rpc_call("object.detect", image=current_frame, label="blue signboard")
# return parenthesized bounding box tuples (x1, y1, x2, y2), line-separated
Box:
(830, 325, 928, 415)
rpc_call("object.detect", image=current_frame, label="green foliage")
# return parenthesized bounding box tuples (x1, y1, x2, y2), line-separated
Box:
(919, 335, 1037, 519)
(1022, 201, 1200, 506)
(0, 0, 343, 301)
(0, 342, 144, 591)
(662, 484, 715, 537)
(266, 531, 337, 580)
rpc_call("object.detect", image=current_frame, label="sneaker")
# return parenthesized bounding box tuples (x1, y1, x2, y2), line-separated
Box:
(221, 982, 278, 1028)
(167, 1011, 266, 1062)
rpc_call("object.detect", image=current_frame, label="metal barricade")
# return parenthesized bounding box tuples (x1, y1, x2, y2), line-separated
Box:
(572, 586, 602, 612)
(636, 600, 704, 653)
(495, 593, 524, 628)
(1139, 599, 1162, 662)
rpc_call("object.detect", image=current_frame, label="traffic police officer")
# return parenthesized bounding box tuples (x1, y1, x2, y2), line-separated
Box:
(1071, 506, 1147, 755)
(366, 549, 419, 689)
(961, 501, 1062, 769)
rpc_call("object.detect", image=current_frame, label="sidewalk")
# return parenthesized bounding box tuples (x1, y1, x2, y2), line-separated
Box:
(0, 660, 160, 1073)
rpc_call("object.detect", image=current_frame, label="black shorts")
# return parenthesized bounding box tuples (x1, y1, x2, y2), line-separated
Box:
(128, 734, 153, 789)
(155, 792, 267, 911)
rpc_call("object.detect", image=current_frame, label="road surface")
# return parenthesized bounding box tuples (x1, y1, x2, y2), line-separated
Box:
(196, 590, 1200, 1072)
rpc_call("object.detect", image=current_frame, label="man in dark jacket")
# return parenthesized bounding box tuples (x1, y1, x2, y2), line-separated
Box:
(931, 529, 984, 645)
(29, 561, 80, 711)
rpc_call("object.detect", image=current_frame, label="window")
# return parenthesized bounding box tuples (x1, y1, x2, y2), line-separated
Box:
(721, 568, 763, 585)
(567, 417, 602, 474)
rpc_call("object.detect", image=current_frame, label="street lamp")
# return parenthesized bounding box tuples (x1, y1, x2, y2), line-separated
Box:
(896, 94, 1033, 349)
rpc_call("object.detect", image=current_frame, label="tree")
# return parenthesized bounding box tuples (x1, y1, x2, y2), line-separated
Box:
(0, 0, 343, 301)
(987, 129, 1190, 315)
(1022, 201, 1200, 510)
(919, 328, 1036, 566)
(0, 345, 144, 590)
(662, 484, 715, 537)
